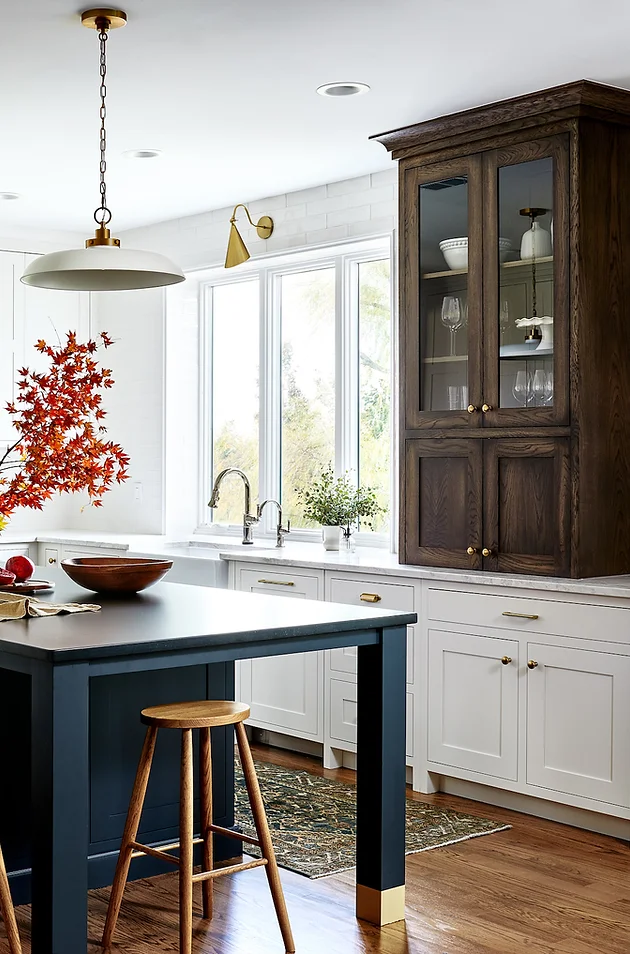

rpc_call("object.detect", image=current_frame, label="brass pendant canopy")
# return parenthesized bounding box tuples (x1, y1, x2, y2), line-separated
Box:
(21, 8, 184, 292)
(224, 205, 274, 269)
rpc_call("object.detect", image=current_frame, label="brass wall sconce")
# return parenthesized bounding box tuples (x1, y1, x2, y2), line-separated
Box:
(225, 204, 274, 268)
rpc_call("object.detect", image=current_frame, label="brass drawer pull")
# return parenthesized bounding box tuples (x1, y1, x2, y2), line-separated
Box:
(501, 656, 512, 665)
(527, 659, 539, 669)
(502, 611, 539, 620)
(257, 579, 295, 586)
(360, 593, 382, 603)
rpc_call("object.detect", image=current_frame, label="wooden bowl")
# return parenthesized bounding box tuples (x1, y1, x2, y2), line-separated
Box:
(60, 557, 173, 594)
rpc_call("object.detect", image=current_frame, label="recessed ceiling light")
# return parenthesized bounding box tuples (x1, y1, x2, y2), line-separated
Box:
(0, 192, 21, 201)
(316, 82, 370, 98)
(123, 149, 162, 159)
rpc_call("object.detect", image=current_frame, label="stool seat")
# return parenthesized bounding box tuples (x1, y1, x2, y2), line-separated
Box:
(141, 699, 250, 729)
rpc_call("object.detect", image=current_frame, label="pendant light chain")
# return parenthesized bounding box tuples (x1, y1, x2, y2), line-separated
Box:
(95, 19, 112, 227)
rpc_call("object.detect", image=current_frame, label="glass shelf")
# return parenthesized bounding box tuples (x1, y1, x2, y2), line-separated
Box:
(422, 355, 468, 365)
(423, 255, 553, 281)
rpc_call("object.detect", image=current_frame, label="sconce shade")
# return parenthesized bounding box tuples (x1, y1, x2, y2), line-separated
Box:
(225, 222, 251, 269)
(21, 245, 185, 291)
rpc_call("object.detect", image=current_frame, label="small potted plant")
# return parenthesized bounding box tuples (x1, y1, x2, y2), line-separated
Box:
(296, 465, 386, 551)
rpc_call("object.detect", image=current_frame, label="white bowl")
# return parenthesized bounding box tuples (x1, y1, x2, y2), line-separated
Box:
(439, 237, 512, 270)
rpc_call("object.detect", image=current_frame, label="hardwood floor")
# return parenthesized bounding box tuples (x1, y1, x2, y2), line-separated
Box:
(2, 743, 629, 953)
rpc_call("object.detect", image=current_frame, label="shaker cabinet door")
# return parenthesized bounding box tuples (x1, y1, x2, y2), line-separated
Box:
(427, 629, 519, 780)
(401, 156, 484, 429)
(481, 136, 570, 427)
(482, 438, 570, 576)
(526, 643, 630, 806)
(403, 439, 483, 569)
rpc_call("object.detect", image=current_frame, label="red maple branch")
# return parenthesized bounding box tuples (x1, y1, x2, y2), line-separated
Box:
(0, 331, 130, 526)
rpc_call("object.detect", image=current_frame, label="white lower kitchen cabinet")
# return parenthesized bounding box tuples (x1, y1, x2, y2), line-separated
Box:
(526, 642, 630, 806)
(0, 542, 34, 564)
(37, 543, 125, 568)
(231, 564, 325, 742)
(329, 677, 414, 761)
(427, 629, 519, 781)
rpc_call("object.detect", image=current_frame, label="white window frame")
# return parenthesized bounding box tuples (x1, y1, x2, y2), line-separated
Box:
(197, 234, 396, 548)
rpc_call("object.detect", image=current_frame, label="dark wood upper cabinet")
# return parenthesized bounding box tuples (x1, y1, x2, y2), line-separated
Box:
(376, 81, 630, 577)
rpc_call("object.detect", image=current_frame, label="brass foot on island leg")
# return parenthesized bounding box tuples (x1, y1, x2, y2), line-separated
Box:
(356, 884, 405, 925)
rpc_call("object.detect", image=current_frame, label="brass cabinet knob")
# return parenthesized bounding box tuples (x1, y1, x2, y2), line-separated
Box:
(467, 404, 479, 414)
(527, 659, 539, 670)
(481, 547, 493, 557)
(48, 557, 57, 564)
(501, 656, 512, 665)
(481, 403, 493, 413)
(466, 546, 478, 555)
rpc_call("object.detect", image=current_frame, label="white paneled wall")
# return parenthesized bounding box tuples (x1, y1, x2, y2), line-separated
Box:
(73, 170, 398, 535)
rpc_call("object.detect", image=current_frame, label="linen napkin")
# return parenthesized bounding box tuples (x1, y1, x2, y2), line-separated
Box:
(0, 592, 101, 620)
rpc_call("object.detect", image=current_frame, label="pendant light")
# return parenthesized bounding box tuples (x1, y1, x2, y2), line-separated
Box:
(21, 9, 184, 291)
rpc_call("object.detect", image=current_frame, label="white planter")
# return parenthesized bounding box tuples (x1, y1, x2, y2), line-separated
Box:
(322, 526, 341, 551)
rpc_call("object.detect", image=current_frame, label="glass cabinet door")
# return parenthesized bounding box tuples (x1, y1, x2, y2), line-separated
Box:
(403, 157, 483, 428)
(482, 138, 569, 425)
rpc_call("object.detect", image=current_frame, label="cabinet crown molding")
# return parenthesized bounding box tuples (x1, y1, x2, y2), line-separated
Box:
(371, 80, 630, 159)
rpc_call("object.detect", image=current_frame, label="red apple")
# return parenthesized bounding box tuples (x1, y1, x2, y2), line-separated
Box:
(0, 568, 16, 586)
(5, 555, 35, 583)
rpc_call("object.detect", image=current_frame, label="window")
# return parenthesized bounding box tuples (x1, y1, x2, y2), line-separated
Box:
(201, 237, 393, 544)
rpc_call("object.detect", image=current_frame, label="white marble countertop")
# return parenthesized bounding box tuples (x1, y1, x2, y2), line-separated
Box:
(4, 529, 630, 600)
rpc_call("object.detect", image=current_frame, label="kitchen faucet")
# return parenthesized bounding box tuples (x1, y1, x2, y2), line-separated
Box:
(208, 468, 258, 544)
(257, 499, 291, 548)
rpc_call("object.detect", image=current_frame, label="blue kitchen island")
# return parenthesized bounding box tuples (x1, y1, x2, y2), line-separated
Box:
(0, 570, 415, 953)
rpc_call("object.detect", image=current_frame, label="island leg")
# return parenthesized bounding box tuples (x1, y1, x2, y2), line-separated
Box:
(31, 661, 90, 954)
(356, 625, 407, 926)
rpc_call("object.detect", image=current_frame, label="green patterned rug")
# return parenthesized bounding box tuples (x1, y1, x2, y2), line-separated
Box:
(234, 759, 510, 878)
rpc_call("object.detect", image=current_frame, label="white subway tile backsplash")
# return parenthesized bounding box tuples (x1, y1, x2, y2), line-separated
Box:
(305, 225, 349, 245)
(370, 169, 397, 188)
(287, 185, 327, 206)
(348, 215, 395, 236)
(327, 175, 371, 196)
(327, 205, 370, 228)
(249, 193, 288, 215)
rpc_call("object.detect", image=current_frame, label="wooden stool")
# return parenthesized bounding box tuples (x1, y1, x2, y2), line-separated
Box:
(102, 700, 295, 954)
(0, 842, 22, 954)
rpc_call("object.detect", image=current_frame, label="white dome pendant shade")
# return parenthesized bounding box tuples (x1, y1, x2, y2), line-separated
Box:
(21, 243, 184, 291)
(21, 8, 184, 293)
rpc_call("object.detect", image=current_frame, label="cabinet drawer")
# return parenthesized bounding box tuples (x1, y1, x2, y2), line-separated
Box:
(327, 575, 415, 683)
(426, 586, 630, 644)
(329, 678, 414, 759)
(236, 566, 321, 601)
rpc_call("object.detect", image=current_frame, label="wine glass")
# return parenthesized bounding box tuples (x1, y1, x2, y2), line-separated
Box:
(441, 296, 463, 357)
(512, 369, 531, 407)
(543, 370, 554, 405)
(532, 368, 547, 406)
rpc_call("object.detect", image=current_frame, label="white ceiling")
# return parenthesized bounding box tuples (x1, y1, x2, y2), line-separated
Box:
(2, 0, 630, 234)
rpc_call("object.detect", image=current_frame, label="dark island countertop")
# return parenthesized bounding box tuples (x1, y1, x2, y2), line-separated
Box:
(0, 568, 417, 662)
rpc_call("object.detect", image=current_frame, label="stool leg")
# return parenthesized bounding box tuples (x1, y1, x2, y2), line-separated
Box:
(179, 728, 194, 954)
(0, 844, 22, 954)
(235, 722, 295, 953)
(102, 725, 158, 948)
(199, 727, 213, 920)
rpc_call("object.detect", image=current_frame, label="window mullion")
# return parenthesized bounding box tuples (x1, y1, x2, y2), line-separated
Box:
(338, 256, 359, 480)
(199, 284, 213, 528)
